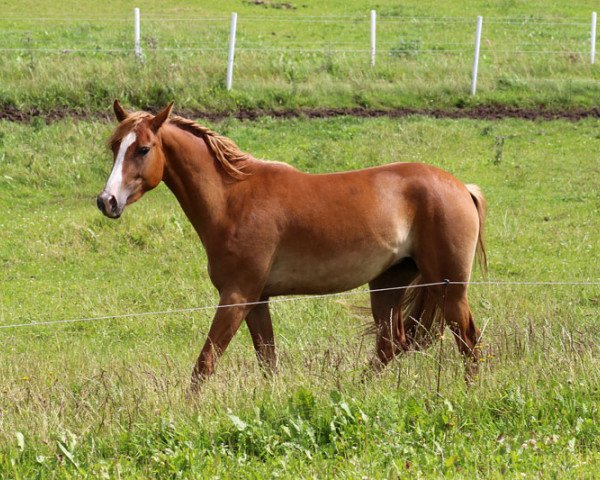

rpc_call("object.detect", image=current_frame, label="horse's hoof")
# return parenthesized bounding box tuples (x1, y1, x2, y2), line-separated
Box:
(369, 357, 386, 373)
(260, 366, 278, 379)
(188, 373, 205, 395)
(359, 357, 385, 382)
(463, 364, 479, 386)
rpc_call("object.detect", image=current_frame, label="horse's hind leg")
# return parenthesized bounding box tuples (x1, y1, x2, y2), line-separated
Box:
(413, 212, 482, 381)
(368, 259, 419, 371)
(416, 274, 481, 381)
(442, 286, 481, 381)
(245, 299, 277, 374)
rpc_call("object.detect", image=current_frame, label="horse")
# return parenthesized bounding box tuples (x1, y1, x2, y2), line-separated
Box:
(97, 100, 487, 391)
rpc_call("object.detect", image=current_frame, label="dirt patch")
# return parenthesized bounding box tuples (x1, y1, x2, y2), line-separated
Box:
(243, 0, 296, 9)
(0, 105, 110, 123)
(2, 104, 600, 124)
(215, 105, 600, 122)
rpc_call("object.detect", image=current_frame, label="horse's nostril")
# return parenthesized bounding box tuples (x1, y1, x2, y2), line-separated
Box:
(108, 195, 117, 212)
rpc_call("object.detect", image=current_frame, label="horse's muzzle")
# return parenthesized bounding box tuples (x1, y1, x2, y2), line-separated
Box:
(96, 192, 121, 218)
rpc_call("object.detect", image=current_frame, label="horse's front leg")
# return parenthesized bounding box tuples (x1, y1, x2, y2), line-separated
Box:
(190, 291, 254, 392)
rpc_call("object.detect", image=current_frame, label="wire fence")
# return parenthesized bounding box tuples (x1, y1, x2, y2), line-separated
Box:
(1, 280, 598, 332)
(0, 14, 594, 48)
(0, 10, 598, 93)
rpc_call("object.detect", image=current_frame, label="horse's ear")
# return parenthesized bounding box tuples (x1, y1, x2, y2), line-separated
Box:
(113, 99, 129, 122)
(151, 102, 174, 133)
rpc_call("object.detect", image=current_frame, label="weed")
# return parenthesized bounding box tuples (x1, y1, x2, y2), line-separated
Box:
(389, 39, 422, 58)
(493, 135, 506, 165)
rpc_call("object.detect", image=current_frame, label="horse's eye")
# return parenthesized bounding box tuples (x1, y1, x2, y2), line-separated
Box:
(138, 146, 150, 155)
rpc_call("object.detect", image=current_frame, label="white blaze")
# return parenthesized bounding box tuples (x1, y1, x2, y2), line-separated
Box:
(104, 131, 136, 204)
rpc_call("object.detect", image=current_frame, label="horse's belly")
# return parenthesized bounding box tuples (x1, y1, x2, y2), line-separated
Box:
(264, 245, 409, 296)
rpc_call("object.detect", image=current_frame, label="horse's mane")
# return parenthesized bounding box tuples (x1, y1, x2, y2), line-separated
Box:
(169, 115, 252, 180)
(109, 111, 252, 180)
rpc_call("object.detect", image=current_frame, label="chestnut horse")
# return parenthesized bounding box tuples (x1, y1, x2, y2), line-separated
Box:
(97, 101, 487, 390)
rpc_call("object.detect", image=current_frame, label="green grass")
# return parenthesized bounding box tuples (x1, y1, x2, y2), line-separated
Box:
(1, 0, 600, 112)
(0, 115, 598, 477)
(2, 3, 599, 477)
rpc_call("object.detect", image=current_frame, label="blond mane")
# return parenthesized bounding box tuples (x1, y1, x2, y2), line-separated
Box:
(169, 115, 252, 180)
(109, 111, 252, 180)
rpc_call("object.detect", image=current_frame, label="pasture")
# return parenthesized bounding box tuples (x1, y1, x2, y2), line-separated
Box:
(1, 0, 600, 113)
(1, 115, 598, 477)
(1, 0, 599, 477)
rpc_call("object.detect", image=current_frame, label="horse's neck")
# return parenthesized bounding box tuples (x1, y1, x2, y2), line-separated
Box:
(160, 125, 228, 242)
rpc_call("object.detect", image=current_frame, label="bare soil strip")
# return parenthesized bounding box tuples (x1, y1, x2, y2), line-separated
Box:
(2, 105, 600, 123)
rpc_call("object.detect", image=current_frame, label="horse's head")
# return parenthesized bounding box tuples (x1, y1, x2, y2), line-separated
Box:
(97, 100, 173, 218)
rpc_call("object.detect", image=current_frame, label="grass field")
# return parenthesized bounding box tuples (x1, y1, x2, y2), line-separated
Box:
(1, 115, 598, 477)
(1, 0, 599, 477)
(1, 0, 600, 113)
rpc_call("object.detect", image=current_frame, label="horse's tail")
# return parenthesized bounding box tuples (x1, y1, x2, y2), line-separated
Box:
(465, 183, 488, 274)
(402, 183, 488, 350)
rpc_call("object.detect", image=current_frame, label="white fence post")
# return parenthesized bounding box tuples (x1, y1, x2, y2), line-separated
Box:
(591, 12, 597, 64)
(370, 10, 376, 67)
(134, 7, 141, 59)
(471, 15, 483, 96)
(226, 12, 238, 91)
